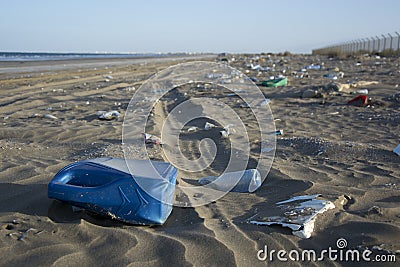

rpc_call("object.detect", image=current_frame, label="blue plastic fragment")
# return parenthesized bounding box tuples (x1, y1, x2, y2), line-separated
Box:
(48, 157, 177, 225)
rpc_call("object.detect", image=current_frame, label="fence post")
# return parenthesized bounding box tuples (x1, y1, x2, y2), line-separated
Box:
(372, 37, 376, 52)
(382, 34, 387, 51)
(396, 32, 400, 51)
(376, 36, 380, 52)
(388, 33, 393, 51)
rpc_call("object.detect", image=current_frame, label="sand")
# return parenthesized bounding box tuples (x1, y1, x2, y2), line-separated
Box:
(0, 54, 399, 266)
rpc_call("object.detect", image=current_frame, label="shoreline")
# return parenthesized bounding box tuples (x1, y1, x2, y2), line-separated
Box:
(0, 53, 216, 76)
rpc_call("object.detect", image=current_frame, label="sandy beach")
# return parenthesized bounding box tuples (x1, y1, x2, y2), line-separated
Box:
(0, 54, 399, 266)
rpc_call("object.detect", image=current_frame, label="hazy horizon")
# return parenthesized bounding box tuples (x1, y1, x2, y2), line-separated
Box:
(1, 0, 399, 54)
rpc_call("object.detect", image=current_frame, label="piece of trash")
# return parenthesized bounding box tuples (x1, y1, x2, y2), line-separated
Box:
(275, 130, 283, 136)
(347, 95, 368, 107)
(97, 110, 120, 120)
(43, 114, 58, 120)
(187, 126, 198, 132)
(250, 77, 259, 83)
(260, 77, 288, 87)
(261, 147, 274, 153)
(48, 157, 177, 225)
(17, 228, 37, 241)
(366, 206, 382, 215)
(220, 130, 229, 138)
(204, 122, 216, 130)
(143, 133, 162, 145)
(249, 194, 335, 238)
(103, 75, 113, 79)
(323, 72, 344, 80)
(306, 64, 321, 70)
(258, 99, 271, 106)
(198, 169, 262, 193)
(220, 124, 234, 138)
(329, 111, 340, 115)
(356, 89, 368, 94)
(302, 89, 318, 98)
(394, 144, 400, 156)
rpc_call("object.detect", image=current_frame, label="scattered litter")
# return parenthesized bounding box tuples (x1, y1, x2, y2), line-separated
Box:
(103, 75, 113, 79)
(220, 124, 234, 138)
(249, 194, 335, 238)
(323, 72, 344, 80)
(347, 95, 368, 107)
(306, 64, 321, 70)
(329, 111, 340, 115)
(187, 126, 198, 132)
(7, 228, 38, 241)
(198, 169, 262, 193)
(143, 133, 162, 145)
(275, 130, 283, 136)
(261, 147, 274, 153)
(29, 113, 58, 120)
(97, 110, 120, 120)
(204, 122, 216, 130)
(260, 77, 288, 87)
(220, 130, 229, 138)
(258, 99, 271, 106)
(124, 86, 136, 92)
(52, 88, 65, 93)
(302, 89, 322, 99)
(394, 144, 400, 156)
(366, 206, 382, 216)
(250, 77, 259, 83)
(44, 114, 58, 120)
(356, 89, 368, 94)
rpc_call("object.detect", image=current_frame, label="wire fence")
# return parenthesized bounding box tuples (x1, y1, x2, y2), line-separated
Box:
(312, 32, 400, 56)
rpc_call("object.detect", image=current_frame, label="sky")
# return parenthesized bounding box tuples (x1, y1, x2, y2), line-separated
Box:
(1, 0, 399, 54)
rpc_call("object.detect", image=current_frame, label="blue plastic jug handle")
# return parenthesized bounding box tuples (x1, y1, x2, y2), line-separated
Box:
(48, 181, 97, 204)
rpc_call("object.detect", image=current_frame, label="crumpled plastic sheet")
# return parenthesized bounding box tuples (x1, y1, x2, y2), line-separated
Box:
(250, 194, 335, 238)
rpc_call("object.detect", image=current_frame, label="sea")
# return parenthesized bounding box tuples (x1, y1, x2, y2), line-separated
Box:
(0, 52, 187, 61)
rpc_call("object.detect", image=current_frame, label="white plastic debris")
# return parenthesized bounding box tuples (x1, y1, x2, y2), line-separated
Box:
(198, 169, 262, 193)
(97, 110, 120, 120)
(259, 99, 271, 106)
(261, 147, 274, 153)
(142, 133, 162, 145)
(220, 124, 234, 138)
(250, 194, 335, 238)
(187, 126, 198, 132)
(357, 89, 368, 94)
(220, 130, 229, 138)
(43, 114, 58, 120)
(204, 122, 216, 130)
(394, 144, 400, 156)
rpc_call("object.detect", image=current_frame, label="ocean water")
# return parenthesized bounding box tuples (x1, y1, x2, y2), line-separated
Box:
(0, 52, 185, 61)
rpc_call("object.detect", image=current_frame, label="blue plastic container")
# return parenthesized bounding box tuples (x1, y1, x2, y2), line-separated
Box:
(48, 158, 177, 225)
